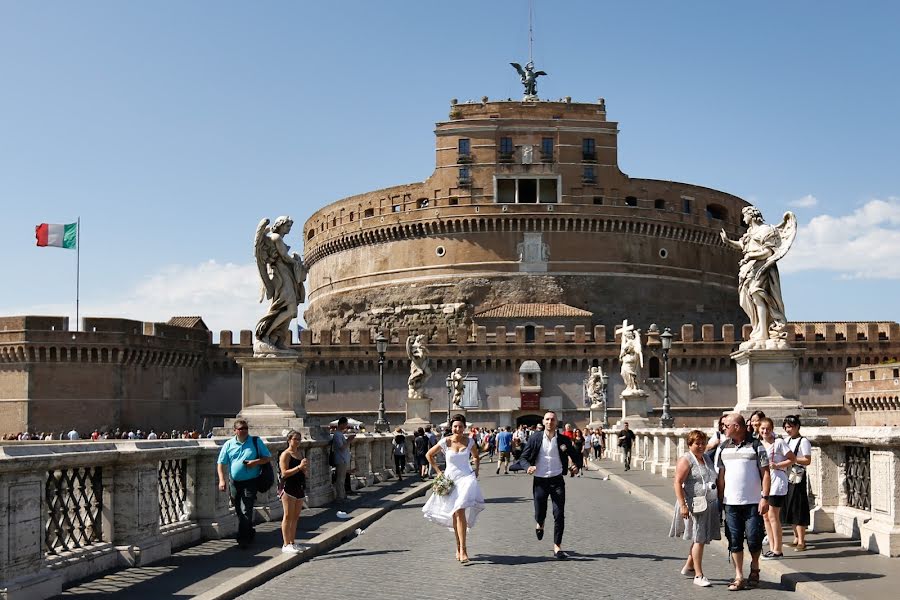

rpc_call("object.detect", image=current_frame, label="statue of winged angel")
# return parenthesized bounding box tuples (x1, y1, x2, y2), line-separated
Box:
(720, 207, 798, 350)
(617, 320, 644, 396)
(253, 216, 307, 354)
(510, 61, 547, 98)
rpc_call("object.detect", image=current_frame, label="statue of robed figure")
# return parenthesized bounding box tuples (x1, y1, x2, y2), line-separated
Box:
(253, 216, 307, 354)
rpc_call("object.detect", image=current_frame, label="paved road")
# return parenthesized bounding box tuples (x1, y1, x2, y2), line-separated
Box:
(240, 463, 798, 598)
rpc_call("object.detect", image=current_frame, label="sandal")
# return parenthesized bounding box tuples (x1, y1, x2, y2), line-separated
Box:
(728, 578, 747, 591)
(748, 568, 760, 588)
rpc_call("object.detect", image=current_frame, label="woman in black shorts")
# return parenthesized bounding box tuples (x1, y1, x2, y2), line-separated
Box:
(279, 430, 308, 554)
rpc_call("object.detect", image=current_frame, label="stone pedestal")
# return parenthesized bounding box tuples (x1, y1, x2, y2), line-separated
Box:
(732, 348, 827, 425)
(616, 391, 651, 428)
(232, 356, 308, 436)
(404, 395, 433, 428)
(588, 403, 605, 428)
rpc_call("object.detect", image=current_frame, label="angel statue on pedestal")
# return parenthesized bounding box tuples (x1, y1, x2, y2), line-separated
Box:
(510, 61, 547, 99)
(586, 366, 605, 408)
(253, 216, 307, 356)
(616, 320, 645, 397)
(406, 334, 432, 399)
(720, 206, 797, 350)
(450, 367, 465, 408)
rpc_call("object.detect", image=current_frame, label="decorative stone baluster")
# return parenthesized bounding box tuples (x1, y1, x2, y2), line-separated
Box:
(194, 441, 238, 539)
(110, 458, 171, 566)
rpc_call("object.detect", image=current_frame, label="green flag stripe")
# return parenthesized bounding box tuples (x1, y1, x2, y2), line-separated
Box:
(63, 223, 77, 249)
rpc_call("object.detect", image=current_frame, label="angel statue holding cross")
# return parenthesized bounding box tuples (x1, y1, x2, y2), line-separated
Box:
(616, 320, 645, 397)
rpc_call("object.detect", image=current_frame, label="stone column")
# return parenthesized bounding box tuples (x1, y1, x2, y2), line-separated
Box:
(0, 471, 64, 599)
(110, 457, 172, 566)
(194, 443, 238, 539)
(860, 449, 900, 556)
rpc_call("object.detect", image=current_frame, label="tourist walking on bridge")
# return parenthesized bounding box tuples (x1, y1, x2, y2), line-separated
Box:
(217, 419, 272, 549)
(781, 415, 812, 551)
(759, 417, 795, 559)
(670, 429, 720, 587)
(422, 413, 484, 563)
(521, 411, 581, 559)
(715, 413, 770, 591)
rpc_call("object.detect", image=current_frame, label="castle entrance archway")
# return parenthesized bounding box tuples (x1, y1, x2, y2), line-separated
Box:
(516, 413, 543, 428)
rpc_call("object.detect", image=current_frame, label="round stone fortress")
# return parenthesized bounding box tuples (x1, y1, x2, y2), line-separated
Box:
(303, 97, 750, 334)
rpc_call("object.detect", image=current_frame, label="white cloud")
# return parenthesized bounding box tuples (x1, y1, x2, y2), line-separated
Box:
(0, 260, 307, 338)
(781, 198, 900, 279)
(789, 194, 818, 208)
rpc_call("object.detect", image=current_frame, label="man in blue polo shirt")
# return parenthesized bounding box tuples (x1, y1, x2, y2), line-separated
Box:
(217, 419, 272, 548)
(496, 426, 514, 474)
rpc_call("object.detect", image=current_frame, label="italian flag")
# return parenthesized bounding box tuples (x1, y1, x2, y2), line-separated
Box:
(35, 222, 78, 249)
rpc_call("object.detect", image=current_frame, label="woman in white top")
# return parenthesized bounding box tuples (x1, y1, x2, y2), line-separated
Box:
(422, 413, 485, 563)
(759, 417, 795, 559)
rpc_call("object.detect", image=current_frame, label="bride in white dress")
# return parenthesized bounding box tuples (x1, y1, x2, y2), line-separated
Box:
(422, 413, 485, 562)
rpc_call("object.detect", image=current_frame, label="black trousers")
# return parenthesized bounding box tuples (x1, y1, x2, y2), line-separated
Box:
(229, 478, 258, 543)
(533, 474, 566, 546)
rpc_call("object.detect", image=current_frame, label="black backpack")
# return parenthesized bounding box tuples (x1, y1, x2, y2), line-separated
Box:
(253, 436, 275, 493)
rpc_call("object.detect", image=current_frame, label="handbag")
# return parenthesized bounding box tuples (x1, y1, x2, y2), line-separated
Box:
(253, 436, 276, 493)
(788, 437, 806, 485)
(686, 452, 714, 514)
(692, 495, 708, 513)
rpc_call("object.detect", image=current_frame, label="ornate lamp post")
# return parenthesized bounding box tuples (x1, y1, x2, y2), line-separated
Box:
(374, 332, 389, 432)
(659, 327, 674, 428)
(445, 374, 453, 433)
(600, 372, 610, 427)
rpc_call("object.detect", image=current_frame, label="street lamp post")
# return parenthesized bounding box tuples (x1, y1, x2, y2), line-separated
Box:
(659, 327, 674, 428)
(600, 372, 610, 428)
(374, 332, 389, 432)
(445, 375, 453, 432)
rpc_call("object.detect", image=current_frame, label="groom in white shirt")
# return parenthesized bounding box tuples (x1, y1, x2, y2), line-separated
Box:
(521, 411, 581, 559)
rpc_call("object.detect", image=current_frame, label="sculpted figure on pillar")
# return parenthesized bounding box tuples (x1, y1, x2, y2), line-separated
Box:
(406, 334, 432, 399)
(253, 216, 306, 355)
(450, 367, 465, 408)
(586, 366, 604, 408)
(720, 206, 797, 350)
(616, 320, 645, 397)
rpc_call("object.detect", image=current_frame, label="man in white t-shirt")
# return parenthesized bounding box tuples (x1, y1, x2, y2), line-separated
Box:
(716, 413, 771, 591)
(66, 428, 80, 441)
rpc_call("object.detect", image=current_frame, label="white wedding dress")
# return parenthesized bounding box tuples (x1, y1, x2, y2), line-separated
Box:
(422, 436, 485, 529)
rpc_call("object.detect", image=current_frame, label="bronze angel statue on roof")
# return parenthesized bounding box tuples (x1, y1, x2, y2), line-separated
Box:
(510, 61, 547, 98)
(253, 216, 307, 355)
(720, 206, 797, 350)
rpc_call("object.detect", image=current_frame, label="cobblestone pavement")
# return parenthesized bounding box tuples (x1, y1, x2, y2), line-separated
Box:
(240, 463, 798, 598)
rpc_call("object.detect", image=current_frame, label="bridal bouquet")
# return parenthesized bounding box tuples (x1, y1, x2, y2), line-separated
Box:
(431, 473, 454, 496)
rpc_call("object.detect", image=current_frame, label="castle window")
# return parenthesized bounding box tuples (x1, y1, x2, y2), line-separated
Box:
(364, 208, 375, 218)
(894, 368, 899, 378)
(870, 370, 876, 380)
(655, 198, 666, 209)
(307, 229, 315, 240)
(625, 196, 638, 207)
(541, 137, 553, 160)
(518, 179, 537, 203)
(813, 372, 825, 385)
(649, 356, 661, 379)
(525, 325, 536, 343)
(706, 203, 728, 220)
(458, 167, 471, 186)
(848, 372, 853, 381)
(593, 196, 604, 205)
(392, 204, 402, 213)
(582, 138, 596, 161)
(495, 176, 560, 204)
(349, 212, 355, 221)
(582, 166, 596, 184)
(458, 138, 470, 155)
(499, 137, 514, 161)
(417, 198, 429, 209)
(682, 198, 692, 214)
(449, 197, 459, 206)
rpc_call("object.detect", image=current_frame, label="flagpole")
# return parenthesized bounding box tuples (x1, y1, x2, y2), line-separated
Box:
(76, 216, 80, 332)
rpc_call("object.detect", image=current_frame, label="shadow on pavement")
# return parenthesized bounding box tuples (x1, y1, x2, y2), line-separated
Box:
(309, 548, 409, 561)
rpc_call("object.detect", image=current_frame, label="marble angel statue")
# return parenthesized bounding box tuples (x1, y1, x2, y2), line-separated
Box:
(450, 367, 465, 408)
(586, 366, 605, 408)
(617, 321, 645, 397)
(720, 206, 797, 350)
(253, 216, 307, 354)
(406, 334, 432, 399)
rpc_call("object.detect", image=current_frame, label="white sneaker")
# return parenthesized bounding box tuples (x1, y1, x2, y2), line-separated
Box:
(763, 535, 769, 546)
(693, 576, 711, 587)
(282, 544, 300, 554)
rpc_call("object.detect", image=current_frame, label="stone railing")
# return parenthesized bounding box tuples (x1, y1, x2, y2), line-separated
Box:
(0, 433, 397, 599)
(603, 426, 900, 557)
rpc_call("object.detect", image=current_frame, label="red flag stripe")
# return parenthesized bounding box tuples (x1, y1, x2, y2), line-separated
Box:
(35, 223, 49, 246)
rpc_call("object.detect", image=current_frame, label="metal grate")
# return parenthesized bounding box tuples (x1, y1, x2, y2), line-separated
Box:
(844, 445, 871, 511)
(158, 459, 187, 525)
(45, 467, 103, 555)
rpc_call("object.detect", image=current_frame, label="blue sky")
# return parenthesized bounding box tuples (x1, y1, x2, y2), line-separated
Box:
(1, 1, 899, 334)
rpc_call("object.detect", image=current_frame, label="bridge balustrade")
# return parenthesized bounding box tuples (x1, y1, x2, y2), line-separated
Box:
(602, 426, 900, 557)
(0, 433, 396, 598)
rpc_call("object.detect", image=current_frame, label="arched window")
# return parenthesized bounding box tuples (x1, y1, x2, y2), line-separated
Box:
(649, 356, 661, 378)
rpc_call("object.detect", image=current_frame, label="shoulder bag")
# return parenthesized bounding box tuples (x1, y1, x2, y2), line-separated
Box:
(253, 436, 276, 493)
(686, 453, 713, 513)
(788, 437, 806, 485)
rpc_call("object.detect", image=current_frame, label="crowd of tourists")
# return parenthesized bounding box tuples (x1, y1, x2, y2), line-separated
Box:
(2, 427, 212, 441)
(669, 412, 812, 590)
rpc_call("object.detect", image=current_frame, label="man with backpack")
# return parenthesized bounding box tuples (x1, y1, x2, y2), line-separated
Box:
(216, 419, 272, 548)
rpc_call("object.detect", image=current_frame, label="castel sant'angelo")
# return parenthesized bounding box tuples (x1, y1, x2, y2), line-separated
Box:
(3, 72, 900, 435)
